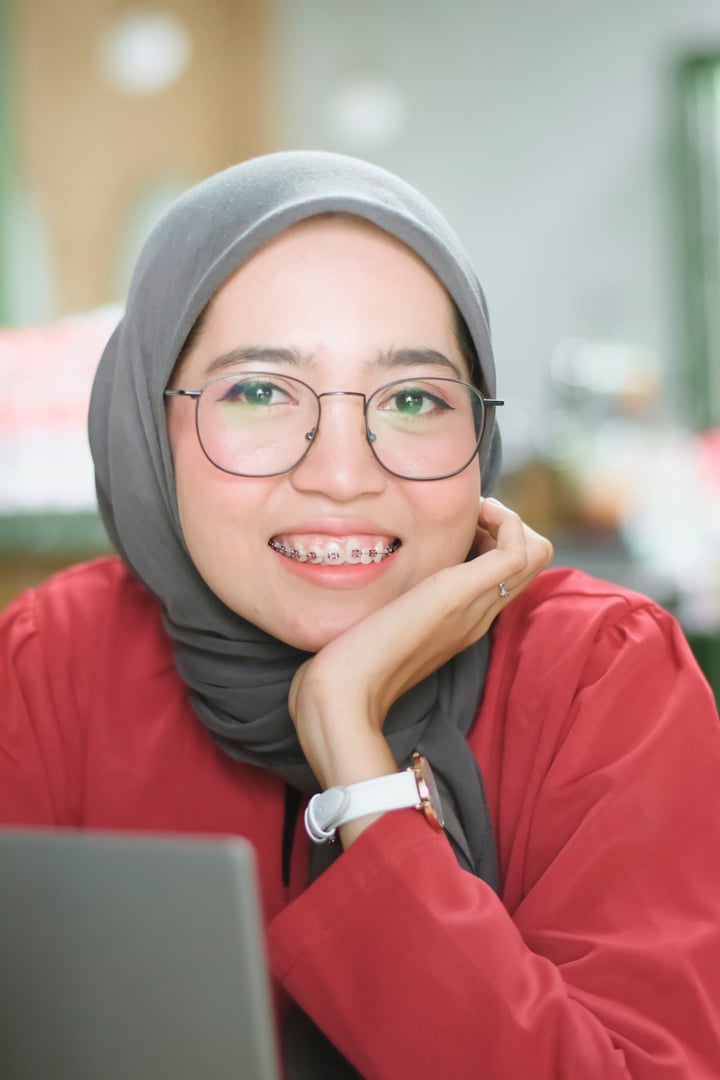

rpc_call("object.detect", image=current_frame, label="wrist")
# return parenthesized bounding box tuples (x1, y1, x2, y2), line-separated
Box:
(297, 712, 395, 790)
(305, 753, 445, 848)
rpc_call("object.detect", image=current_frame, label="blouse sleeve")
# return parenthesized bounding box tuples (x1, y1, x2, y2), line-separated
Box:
(0, 590, 82, 825)
(266, 601, 720, 1079)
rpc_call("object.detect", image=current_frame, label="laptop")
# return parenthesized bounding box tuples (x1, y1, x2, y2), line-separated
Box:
(0, 828, 281, 1080)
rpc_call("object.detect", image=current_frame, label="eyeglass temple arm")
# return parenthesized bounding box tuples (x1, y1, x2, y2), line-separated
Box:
(484, 398, 504, 407)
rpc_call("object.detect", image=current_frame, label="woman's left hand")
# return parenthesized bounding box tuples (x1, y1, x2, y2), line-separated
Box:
(289, 497, 552, 837)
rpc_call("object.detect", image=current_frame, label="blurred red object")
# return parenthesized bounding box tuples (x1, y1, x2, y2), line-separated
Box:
(0, 308, 120, 433)
(700, 430, 720, 489)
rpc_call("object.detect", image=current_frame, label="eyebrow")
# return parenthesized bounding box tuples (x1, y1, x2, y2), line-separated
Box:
(204, 346, 301, 376)
(376, 347, 463, 380)
(204, 345, 464, 380)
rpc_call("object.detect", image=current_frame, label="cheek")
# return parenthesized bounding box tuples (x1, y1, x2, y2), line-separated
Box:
(171, 441, 263, 590)
(170, 407, 242, 540)
(410, 468, 481, 570)
(168, 408, 285, 627)
(174, 481, 271, 625)
(176, 469, 258, 561)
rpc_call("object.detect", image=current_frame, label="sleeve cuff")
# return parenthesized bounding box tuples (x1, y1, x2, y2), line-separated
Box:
(268, 806, 448, 981)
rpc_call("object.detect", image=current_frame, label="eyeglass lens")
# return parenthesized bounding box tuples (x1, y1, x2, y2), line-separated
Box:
(195, 373, 486, 480)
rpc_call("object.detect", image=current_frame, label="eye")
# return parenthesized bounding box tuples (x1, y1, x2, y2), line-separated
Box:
(379, 386, 453, 416)
(218, 378, 293, 407)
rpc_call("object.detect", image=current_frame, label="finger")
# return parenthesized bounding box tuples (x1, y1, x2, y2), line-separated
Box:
(478, 498, 553, 566)
(470, 499, 553, 605)
(474, 498, 533, 581)
(477, 495, 526, 539)
(471, 523, 497, 557)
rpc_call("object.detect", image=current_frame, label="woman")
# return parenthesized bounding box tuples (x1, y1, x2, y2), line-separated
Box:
(2, 151, 719, 1078)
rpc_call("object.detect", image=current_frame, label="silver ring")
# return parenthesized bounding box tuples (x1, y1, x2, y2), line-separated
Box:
(498, 581, 510, 599)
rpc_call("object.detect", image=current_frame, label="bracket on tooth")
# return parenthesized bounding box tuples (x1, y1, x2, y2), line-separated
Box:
(270, 538, 399, 562)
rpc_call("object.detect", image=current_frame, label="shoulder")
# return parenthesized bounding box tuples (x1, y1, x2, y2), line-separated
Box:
(0, 556, 169, 672)
(493, 564, 684, 661)
(3, 555, 157, 623)
(502, 564, 666, 625)
(0, 559, 183, 827)
(485, 565, 715, 732)
(479, 570, 719, 912)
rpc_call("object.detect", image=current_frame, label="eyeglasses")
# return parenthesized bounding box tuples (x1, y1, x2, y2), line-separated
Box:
(164, 372, 503, 481)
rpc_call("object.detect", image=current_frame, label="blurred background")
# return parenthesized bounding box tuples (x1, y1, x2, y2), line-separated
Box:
(1, 0, 719, 699)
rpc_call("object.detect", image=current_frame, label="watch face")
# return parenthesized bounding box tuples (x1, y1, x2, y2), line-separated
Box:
(411, 753, 444, 830)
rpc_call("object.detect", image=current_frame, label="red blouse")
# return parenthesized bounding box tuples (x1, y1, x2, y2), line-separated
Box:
(2, 557, 719, 1078)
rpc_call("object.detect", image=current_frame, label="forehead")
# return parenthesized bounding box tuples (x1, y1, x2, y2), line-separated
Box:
(174, 213, 462, 378)
(219, 212, 449, 293)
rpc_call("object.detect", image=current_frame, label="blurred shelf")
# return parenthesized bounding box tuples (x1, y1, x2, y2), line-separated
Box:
(0, 512, 112, 608)
(549, 526, 675, 605)
(0, 511, 111, 555)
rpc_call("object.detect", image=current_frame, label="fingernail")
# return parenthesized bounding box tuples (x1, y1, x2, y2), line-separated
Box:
(484, 496, 506, 508)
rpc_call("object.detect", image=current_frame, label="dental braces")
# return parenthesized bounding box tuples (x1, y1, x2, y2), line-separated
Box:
(268, 539, 399, 562)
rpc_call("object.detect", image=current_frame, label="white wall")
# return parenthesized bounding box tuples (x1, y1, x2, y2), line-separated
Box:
(273, 0, 720, 458)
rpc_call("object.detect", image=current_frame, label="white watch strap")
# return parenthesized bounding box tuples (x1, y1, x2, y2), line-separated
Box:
(305, 769, 420, 843)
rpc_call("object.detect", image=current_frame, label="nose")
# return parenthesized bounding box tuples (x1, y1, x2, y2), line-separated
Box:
(289, 392, 387, 500)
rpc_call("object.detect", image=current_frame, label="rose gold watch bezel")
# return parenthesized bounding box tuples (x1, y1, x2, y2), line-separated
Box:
(410, 752, 444, 831)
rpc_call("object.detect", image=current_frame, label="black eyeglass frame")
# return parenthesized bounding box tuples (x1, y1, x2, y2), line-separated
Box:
(164, 372, 504, 482)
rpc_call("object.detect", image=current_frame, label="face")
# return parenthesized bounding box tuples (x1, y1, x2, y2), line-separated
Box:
(166, 217, 481, 651)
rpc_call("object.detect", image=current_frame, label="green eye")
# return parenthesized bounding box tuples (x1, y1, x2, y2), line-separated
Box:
(394, 390, 427, 414)
(220, 380, 285, 406)
(384, 388, 451, 415)
(243, 381, 276, 405)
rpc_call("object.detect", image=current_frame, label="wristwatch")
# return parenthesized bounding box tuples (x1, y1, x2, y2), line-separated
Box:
(305, 752, 444, 844)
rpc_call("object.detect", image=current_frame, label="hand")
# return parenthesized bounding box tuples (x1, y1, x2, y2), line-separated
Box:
(289, 498, 552, 834)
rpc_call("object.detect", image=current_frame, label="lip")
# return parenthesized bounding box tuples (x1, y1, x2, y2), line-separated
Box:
(270, 547, 400, 589)
(267, 517, 402, 587)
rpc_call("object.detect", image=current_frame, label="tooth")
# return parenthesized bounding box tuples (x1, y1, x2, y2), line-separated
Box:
(346, 540, 362, 564)
(272, 535, 398, 565)
(323, 543, 343, 564)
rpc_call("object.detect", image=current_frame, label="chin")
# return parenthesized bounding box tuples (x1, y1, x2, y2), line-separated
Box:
(268, 610, 366, 654)
(275, 623, 350, 654)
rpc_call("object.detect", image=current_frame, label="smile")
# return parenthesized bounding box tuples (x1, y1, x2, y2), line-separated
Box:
(269, 536, 400, 565)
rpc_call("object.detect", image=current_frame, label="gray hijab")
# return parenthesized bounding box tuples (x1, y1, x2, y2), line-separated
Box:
(88, 150, 498, 886)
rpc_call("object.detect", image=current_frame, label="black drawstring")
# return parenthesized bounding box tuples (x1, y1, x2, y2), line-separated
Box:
(282, 784, 303, 887)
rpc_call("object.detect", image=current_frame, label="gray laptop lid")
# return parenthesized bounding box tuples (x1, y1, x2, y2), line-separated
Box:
(0, 829, 281, 1080)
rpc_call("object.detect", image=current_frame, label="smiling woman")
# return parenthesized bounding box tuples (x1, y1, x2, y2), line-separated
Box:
(163, 216, 489, 652)
(1, 151, 720, 1079)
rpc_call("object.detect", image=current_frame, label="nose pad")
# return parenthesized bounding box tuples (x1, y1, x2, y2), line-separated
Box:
(308, 391, 375, 459)
(290, 394, 385, 493)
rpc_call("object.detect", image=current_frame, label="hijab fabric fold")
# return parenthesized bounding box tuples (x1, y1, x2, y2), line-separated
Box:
(88, 151, 500, 1075)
